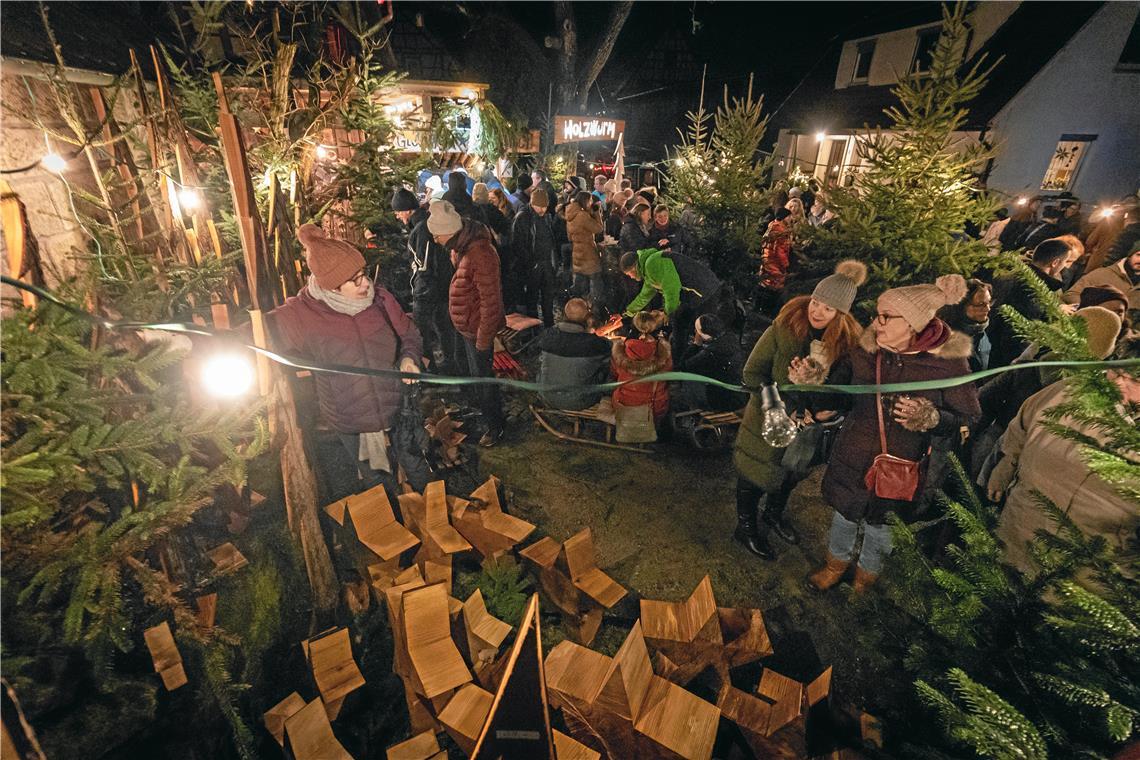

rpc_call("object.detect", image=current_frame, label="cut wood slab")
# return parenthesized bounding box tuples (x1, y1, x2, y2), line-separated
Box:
(284, 698, 353, 760)
(386, 730, 441, 760)
(553, 730, 601, 760)
(403, 583, 473, 699)
(206, 542, 248, 575)
(452, 477, 535, 558)
(634, 674, 719, 760)
(422, 481, 473, 555)
(143, 621, 187, 690)
(264, 691, 306, 747)
(345, 484, 420, 560)
(561, 529, 626, 608)
(544, 640, 614, 712)
(195, 593, 217, 629)
(437, 683, 493, 755)
(302, 628, 366, 708)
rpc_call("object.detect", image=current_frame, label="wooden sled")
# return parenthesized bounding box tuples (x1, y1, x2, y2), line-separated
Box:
(530, 401, 651, 454)
(671, 409, 744, 452)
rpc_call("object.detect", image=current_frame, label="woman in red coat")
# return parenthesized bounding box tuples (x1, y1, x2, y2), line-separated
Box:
(268, 223, 424, 493)
(611, 310, 672, 421)
(756, 208, 793, 316)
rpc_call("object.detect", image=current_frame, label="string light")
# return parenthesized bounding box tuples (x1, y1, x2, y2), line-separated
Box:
(41, 153, 68, 173)
(315, 145, 335, 160)
(814, 131, 826, 142)
(201, 354, 255, 398)
(177, 187, 202, 210)
(759, 385, 798, 447)
(1016, 196, 1028, 206)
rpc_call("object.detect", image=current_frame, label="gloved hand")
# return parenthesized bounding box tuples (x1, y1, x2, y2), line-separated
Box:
(987, 454, 1016, 502)
(892, 396, 940, 432)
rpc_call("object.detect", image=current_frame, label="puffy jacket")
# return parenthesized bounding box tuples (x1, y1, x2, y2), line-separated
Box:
(759, 219, 792, 291)
(406, 207, 454, 304)
(993, 380, 1139, 574)
(821, 323, 980, 525)
(1063, 259, 1140, 310)
(611, 336, 671, 420)
(624, 248, 722, 316)
(565, 201, 604, 275)
(536, 323, 612, 410)
(511, 205, 560, 269)
(267, 286, 423, 434)
(447, 220, 506, 350)
(677, 333, 748, 413)
(987, 265, 1063, 369)
(619, 217, 653, 256)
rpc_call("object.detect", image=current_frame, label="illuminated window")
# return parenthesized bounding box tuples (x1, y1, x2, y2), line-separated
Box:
(852, 40, 876, 82)
(1040, 134, 1096, 192)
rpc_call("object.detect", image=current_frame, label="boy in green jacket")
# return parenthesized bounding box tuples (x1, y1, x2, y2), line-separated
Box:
(620, 247, 723, 353)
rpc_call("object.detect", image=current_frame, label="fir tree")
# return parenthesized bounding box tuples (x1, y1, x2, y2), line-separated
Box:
(807, 2, 1005, 300)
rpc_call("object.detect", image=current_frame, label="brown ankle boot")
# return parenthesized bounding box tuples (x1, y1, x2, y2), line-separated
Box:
(808, 554, 850, 591)
(852, 565, 878, 593)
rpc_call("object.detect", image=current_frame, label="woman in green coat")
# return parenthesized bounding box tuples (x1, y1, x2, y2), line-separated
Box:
(732, 261, 866, 558)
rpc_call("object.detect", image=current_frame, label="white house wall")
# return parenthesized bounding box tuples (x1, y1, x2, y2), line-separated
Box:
(985, 3, 1140, 205)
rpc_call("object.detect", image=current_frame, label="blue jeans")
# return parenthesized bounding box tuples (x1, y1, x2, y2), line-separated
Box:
(827, 510, 893, 574)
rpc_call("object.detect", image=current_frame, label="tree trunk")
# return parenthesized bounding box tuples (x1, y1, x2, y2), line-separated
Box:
(554, 1, 578, 110)
(574, 1, 635, 111)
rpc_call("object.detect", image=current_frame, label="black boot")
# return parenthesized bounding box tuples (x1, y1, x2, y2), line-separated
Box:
(734, 483, 776, 560)
(762, 482, 799, 545)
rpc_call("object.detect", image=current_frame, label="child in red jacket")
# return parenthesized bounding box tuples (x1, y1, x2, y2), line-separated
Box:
(611, 310, 672, 421)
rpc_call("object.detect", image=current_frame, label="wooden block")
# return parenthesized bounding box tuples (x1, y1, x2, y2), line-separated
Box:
(481, 510, 535, 545)
(206, 542, 248, 575)
(519, 537, 561, 569)
(264, 691, 306, 747)
(195, 593, 217, 629)
(596, 622, 653, 721)
(758, 669, 803, 735)
(806, 666, 833, 708)
(423, 481, 472, 555)
(386, 730, 440, 760)
(304, 628, 366, 706)
(462, 589, 512, 652)
(634, 675, 720, 760)
(718, 607, 773, 667)
(284, 698, 352, 760)
(717, 682, 773, 737)
(403, 583, 472, 699)
(553, 730, 601, 760)
(324, 696, 345, 722)
(641, 575, 719, 644)
(143, 621, 187, 690)
(544, 641, 613, 711)
(437, 683, 493, 755)
(385, 572, 428, 679)
(572, 567, 626, 609)
(323, 498, 348, 526)
(347, 484, 420, 560)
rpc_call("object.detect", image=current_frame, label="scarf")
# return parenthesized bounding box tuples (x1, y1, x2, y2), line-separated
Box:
(308, 274, 374, 316)
(307, 275, 391, 471)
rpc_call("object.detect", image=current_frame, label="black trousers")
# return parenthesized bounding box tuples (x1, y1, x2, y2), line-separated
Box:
(412, 298, 460, 372)
(735, 474, 796, 517)
(525, 263, 557, 328)
(671, 287, 723, 359)
(460, 336, 504, 430)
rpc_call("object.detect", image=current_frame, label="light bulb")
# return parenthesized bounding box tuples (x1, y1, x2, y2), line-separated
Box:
(177, 188, 202, 210)
(814, 131, 826, 143)
(41, 152, 67, 173)
(760, 385, 798, 447)
(1016, 196, 1028, 206)
(201, 353, 255, 398)
(315, 145, 334, 160)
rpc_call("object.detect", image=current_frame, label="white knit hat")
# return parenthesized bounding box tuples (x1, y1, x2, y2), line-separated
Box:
(427, 199, 463, 237)
(878, 274, 968, 332)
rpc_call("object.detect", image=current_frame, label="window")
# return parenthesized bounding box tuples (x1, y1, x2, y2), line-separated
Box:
(1040, 134, 1096, 191)
(1117, 17, 1140, 72)
(852, 40, 876, 82)
(910, 27, 941, 74)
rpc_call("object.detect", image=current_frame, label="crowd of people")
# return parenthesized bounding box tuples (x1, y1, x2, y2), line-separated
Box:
(268, 170, 1139, 593)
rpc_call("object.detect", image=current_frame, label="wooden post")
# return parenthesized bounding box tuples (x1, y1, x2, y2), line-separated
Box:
(0, 181, 45, 308)
(211, 70, 338, 620)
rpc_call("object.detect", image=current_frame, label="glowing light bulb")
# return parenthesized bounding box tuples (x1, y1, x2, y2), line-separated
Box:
(201, 354, 255, 398)
(41, 152, 67, 173)
(759, 385, 798, 447)
(1016, 196, 1028, 206)
(315, 145, 334, 160)
(814, 131, 826, 143)
(177, 188, 202, 210)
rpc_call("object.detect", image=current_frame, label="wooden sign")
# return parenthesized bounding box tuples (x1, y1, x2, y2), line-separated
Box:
(553, 116, 626, 145)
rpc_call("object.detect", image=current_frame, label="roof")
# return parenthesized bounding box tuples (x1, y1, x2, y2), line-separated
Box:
(385, 14, 474, 84)
(770, 1, 1105, 136)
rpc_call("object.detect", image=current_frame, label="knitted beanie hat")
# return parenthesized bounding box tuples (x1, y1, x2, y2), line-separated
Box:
(390, 187, 418, 212)
(812, 260, 868, 314)
(530, 187, 549, 208)
(472, 182, 489, 204)
(878, 273, 968, 332)
(1074, 306, 1122, 360)
(297, 223, 364, 290)
(427, 200, 463, 237)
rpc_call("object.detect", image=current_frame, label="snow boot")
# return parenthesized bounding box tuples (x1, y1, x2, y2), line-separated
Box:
(734, 489, 775, 560)
(762, 482, 799, 545)
(808, 554, 850, 591)
(852, 566, 878, 593)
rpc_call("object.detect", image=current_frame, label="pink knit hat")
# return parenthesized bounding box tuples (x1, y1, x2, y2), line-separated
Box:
(878, 274, 968, 332)
(297, 223, 364, 289)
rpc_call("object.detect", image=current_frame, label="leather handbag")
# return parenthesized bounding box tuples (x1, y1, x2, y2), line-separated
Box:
(864, 353, 924, 502)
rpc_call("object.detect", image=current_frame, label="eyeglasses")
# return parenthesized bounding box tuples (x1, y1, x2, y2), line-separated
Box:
(348, 270, 368, 287)
(874, 313, 905, 325)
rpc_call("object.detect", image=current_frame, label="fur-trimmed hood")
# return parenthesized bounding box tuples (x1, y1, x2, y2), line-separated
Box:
(612, 336, 671, 376)
(858, 322, 973, 360)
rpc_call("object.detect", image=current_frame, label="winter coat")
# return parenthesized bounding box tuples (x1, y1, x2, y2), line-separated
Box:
(1106, 222, 1140, 265)
(406, 207, 454, 304)
(759, 219, 793, 291)
(474, 201, 510, 242)
(606, 210, 625, 241)
(620, 217, 654, 257)
(447, 220, 505, 351)
(565, 200, 605, 275)
(536, 323, 612, 410)
(268, 286, 423, 434)
(676, 333, 748, 413)
(511, 205, 559, 269)
(987, 266, 1063, 369)
(442, 185, 477, 219)
(999, 217, 1036, 251)
(992, 380, 1139, 574)
(937, 304, 991, 372)
(624, 248, 722, 316)
(611, 336, 671, 420)
(733, 321, 852, 490)
(821, 324, 980, 525)
(1063, 259, 1140, 310)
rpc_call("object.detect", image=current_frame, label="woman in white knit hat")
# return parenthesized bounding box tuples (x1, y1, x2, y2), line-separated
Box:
(732, 261, 867, 560)
(812, 274, 981, 592)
